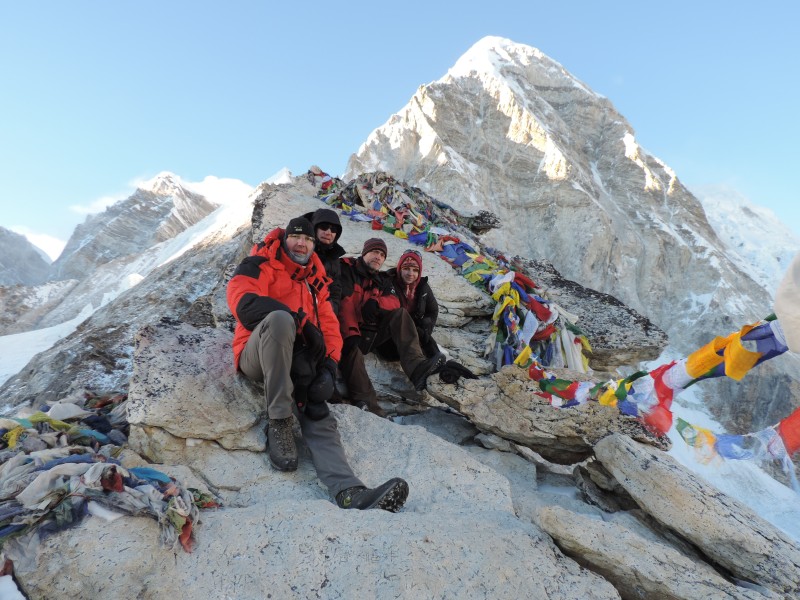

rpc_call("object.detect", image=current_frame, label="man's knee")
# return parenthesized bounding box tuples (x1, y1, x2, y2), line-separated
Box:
(387, 308, 417, 334)
(261, 310, 297, 342)
(387, 307, 408, 322)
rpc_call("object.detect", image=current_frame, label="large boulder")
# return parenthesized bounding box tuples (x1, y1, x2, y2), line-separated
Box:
(427, 365, 669, 464)
(594, 434, 800, 596)
(127, 318, 265, 451)
(537, 505, 778, 600)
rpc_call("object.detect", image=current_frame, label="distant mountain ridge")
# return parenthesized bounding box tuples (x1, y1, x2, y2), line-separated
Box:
(0, 173, 251, 336)
(0, 226, 52, 286)
(50, 173, 219, 281)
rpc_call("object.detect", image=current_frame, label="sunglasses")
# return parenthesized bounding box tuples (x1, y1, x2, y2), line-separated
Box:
(316, 223, 341, 232)
(404, 250, 422, 257)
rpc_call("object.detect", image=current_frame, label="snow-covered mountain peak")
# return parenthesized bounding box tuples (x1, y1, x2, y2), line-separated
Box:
(265, 168, 293, 184)
(446, 36, 544, 80)
(346, 36, 769, 357)
(136, 172, 255, 209)
(443, 36, 601, 100)
(138, 171, 185, 197)
(49, 173, 225, 282)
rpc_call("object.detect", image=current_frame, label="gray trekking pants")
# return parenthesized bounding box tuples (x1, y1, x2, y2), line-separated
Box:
(238, 311, 363, 497)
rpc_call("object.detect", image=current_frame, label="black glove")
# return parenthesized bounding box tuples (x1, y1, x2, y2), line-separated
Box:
(416, 325, 429, 345)
(438, 360, 479, 384)
(361, 299, 381, 324)
(322, 357, 338, 379)
(302, 320, 326, 366)
(342, 336, 362, 357)
(421, 317, 434, 337)
(306, 366, 333, 420)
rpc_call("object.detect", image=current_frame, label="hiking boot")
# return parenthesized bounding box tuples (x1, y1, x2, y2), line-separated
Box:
(336, 478, 409, 512)
(410, 352, 447, 391)
(266, 417, 298, 472)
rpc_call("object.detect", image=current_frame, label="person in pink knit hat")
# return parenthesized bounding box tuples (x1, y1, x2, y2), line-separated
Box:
(386, 249, 440, 358)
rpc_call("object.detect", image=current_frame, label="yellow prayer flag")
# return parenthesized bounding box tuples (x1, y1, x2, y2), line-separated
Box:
(514, 346, 532, 366)
(492, 297, 514, 321)
(598, 385, 618, 407)
(723, 326, 760, 380)
(3, 426, 25, 449)
(491, 282, 511, 302)
(28, 411, 71, 431)
(685, 322, 761, 380)
(685, 335, 731, 378)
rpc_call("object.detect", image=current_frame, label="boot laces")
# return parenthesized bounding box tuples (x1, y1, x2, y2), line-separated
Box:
(273, 418, 294, 452)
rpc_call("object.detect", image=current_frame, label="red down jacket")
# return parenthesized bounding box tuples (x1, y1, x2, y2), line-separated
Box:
(337, 256, 401, 340)
(226, 227, 342, 369)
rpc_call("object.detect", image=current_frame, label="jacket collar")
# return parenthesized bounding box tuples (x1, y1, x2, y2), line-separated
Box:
(316, 240, 346, 259)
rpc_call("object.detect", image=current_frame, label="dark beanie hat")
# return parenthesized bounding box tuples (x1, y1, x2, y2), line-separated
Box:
(285, 217, 315, 238)
(362, 238, 387, 257)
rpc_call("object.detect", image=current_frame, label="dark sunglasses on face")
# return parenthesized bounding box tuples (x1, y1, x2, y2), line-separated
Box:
(316, 223, 340, 232)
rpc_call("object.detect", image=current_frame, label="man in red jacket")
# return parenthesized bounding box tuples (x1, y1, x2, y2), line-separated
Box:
(338, 238, 446, 417)
(227, 217, 408, 511)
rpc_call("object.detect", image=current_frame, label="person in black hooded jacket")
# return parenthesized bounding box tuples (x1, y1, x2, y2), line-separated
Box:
(303, 208, 346, 314)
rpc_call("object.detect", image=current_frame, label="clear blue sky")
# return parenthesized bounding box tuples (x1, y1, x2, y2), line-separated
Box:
(2, 1, 799, 258)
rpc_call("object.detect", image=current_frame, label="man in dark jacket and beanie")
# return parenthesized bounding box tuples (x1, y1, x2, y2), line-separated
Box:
(302, 207, 346, 314)
(338, 237, 446, 417)
(387, 249, 440, 358)
(226, 217, 408, 512)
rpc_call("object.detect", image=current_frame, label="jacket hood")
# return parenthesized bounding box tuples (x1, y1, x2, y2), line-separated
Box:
(392, 251, 424, 301)
(303, 208, 343, 245)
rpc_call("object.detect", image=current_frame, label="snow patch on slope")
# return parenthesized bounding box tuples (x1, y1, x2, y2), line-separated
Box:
(694, 184, 800, 294)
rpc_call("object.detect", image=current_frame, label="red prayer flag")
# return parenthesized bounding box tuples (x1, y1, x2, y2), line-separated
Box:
(778, 406, 800, 456)
(179, 520, 195, 553)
